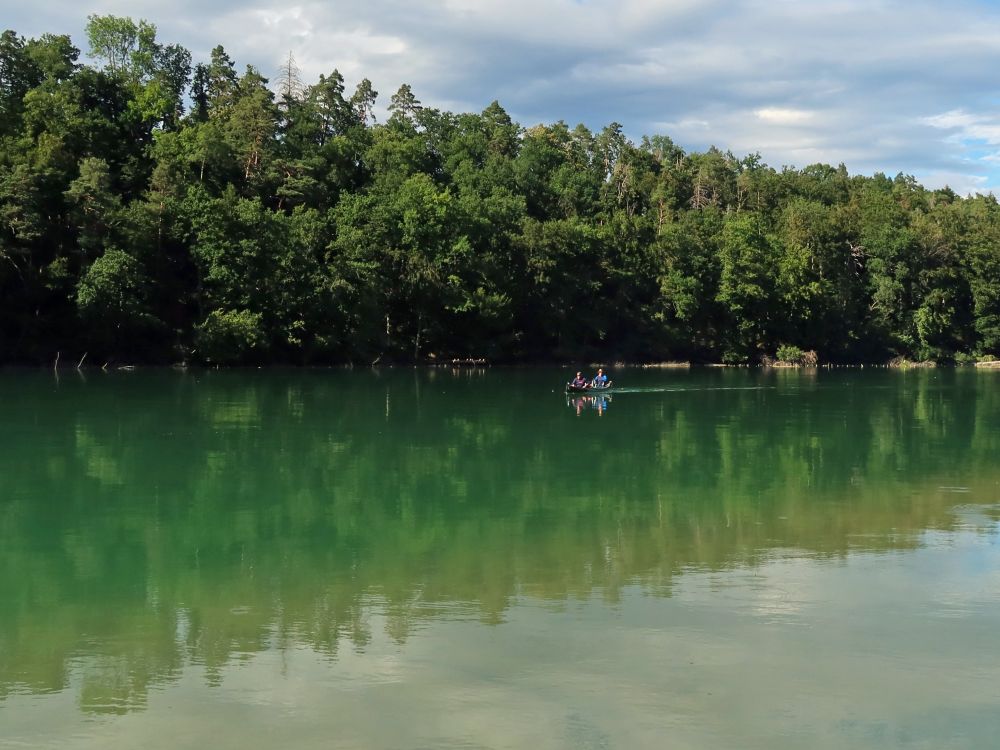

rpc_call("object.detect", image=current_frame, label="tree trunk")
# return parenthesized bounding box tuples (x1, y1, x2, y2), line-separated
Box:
(414, 312, 422, 361)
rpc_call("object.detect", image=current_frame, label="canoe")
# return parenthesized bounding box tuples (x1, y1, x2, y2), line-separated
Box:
(565, 382, 613, 394)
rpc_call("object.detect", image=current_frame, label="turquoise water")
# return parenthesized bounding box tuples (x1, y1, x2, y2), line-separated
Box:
(1, 367, 998, 748)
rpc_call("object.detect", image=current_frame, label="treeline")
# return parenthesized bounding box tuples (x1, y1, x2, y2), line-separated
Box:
(3, 17, 1000, 365)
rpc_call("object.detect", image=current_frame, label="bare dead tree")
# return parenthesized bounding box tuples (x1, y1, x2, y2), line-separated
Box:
(276, 50, 303, 106)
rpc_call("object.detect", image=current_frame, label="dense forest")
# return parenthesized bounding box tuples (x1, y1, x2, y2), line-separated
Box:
(3, 17, 1000, 365)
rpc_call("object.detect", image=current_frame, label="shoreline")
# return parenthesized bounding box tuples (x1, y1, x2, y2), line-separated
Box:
(7, 358, 1000, 372)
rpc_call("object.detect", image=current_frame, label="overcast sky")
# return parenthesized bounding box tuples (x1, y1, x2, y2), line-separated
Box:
(6, 0, 1000, 194)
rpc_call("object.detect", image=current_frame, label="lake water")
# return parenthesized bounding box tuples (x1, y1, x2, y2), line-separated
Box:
(1, 367, 999, 749)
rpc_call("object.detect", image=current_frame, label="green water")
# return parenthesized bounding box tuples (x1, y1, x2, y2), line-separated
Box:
(1, 367, 999, 749)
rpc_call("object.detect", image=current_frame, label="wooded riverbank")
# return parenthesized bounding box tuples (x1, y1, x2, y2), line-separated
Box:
(4, 18, 1000, 367)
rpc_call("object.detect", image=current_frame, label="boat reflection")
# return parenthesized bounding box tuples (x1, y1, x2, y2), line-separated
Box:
(567, 393, 611, 415)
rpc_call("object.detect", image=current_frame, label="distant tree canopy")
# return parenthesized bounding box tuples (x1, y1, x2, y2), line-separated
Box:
(1, 18, 999, 365)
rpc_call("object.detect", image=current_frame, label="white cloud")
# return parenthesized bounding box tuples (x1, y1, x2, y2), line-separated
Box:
(913, 171, 996, 198)
(925, 109, 1000, 145)
(755, 108, 816, 125)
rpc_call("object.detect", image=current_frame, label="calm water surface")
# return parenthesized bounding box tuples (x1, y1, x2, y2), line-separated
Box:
(1, 367, 999, 749)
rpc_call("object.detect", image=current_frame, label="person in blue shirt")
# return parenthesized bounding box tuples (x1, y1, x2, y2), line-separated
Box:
(591, 368, 609, 388)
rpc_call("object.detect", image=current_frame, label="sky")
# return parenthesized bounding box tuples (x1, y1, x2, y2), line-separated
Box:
(5, 0, 1000, 195)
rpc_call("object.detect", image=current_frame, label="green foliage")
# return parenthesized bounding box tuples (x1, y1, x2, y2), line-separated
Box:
(85, 16, 191, 128)
(716, 213, 776, 358)
(85, 15, 151, 78)
(195, 308, 264, 363)
(76, 247, 144, 318)
(65, 157, 121, 253)
(75, 247, 159, 356)
(1, 18, 998, 364)
(776, 344, 805, 363)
